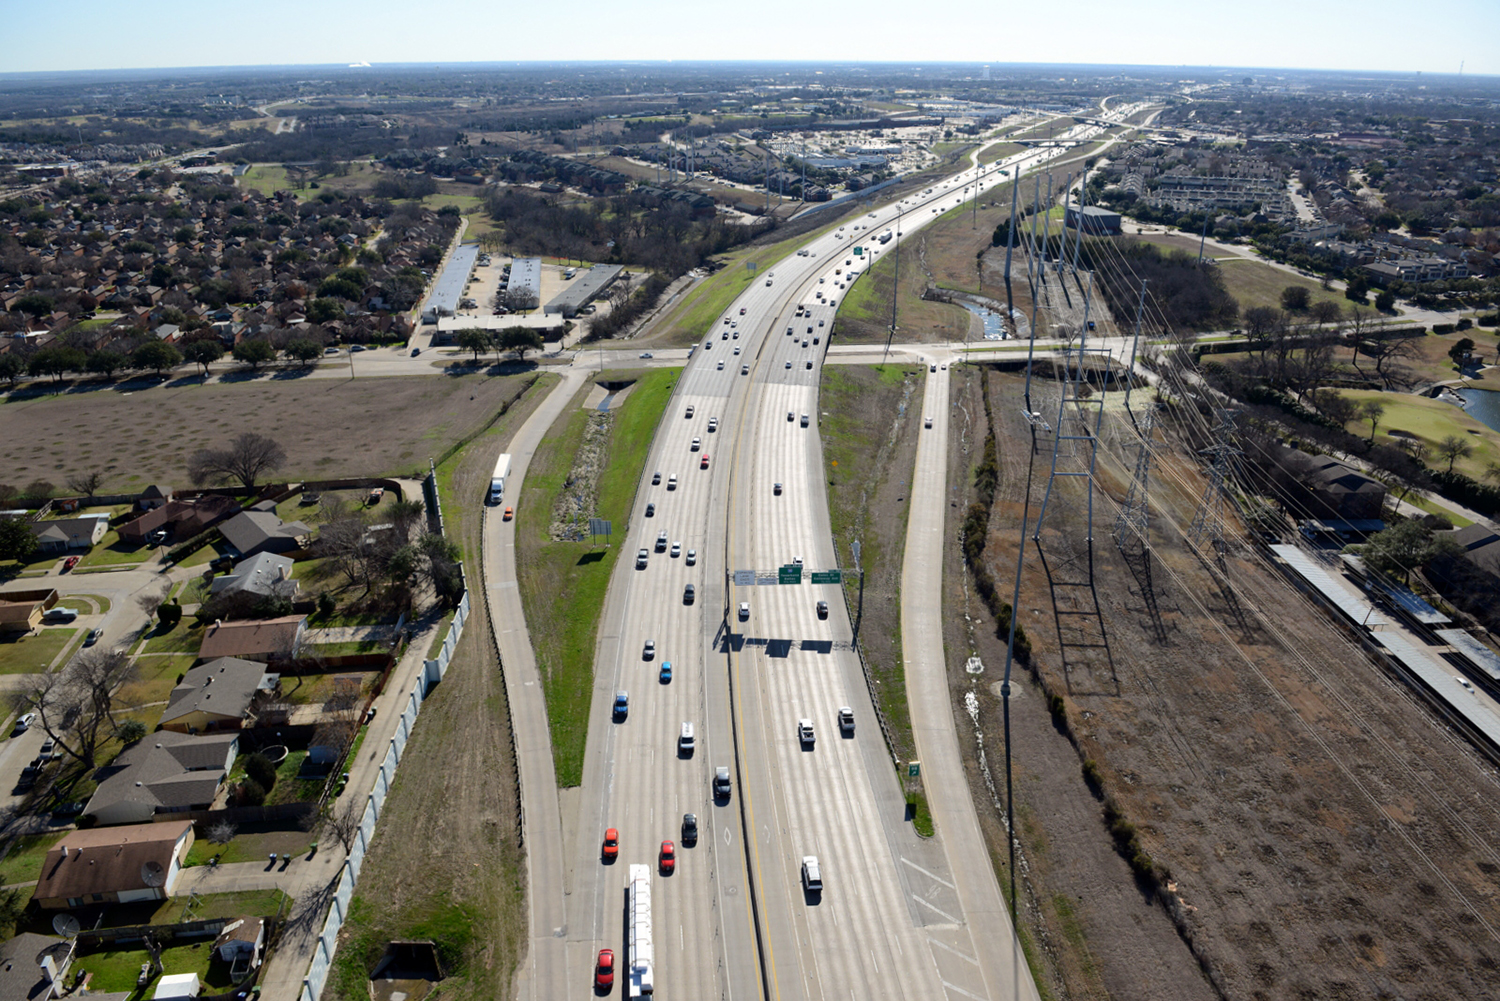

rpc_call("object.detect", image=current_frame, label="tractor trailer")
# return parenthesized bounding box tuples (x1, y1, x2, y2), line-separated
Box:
(627, 863, 654, 996)
(487, 453, 512, 505)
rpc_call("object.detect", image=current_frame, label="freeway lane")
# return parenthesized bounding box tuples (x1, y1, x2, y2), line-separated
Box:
(548, 107, 1149, 1001)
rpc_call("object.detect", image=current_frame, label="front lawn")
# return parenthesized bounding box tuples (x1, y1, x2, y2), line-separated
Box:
(77, 531, 152, 569)
(114, 655, 197, 710)
(137, 620, 205, 656)
(0, 627, 81, 675)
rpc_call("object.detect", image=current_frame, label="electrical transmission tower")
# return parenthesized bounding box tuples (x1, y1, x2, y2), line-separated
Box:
(1032, 274, 1112, 552)
(1187, 410, 1242, 557)
(1113, 408, 1157, 551)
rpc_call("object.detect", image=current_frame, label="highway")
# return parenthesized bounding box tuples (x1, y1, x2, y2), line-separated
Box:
(536, 107, 1148, 1001)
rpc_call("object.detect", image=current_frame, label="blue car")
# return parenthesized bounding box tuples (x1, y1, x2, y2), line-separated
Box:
(660, 662, 672, 684)
(614, 691, 629, 719)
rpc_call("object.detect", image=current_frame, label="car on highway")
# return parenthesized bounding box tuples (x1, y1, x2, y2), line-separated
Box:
(652, 471, 661, 485)
(802, 856, 823, 893)
(670, 542, 681, 558)
(732, 330, 739, 339)
(813, 336, 820, 345)
(785, 360, 792, 369)
(714, 766, 731, 799)
(679, 721, 695, 754)
(602, 828, 619, 861)
(721, 331, 729, 340)
(738, 602, 749, 621)
(816, 600, 828, 618)
(798, 719, 816, 746)
(818, 318, 825, 326)
(930, 363, 937, 372)
(707, 418, 718, 432)
(685, 405, 695, 418)
(800, 414, 810, 427)
(643, 640, 655, 660)
(503, 506, 514, 520)
(595, 949, 615, 990)
(690, 437, 700, 451)
(613, 692, 629, 719)
(700, 454, 709, 469)
(636, 549, 649, 570)
(667, 475, 677, 490)
(787, 411, 795, 422)
(716, 360, 724, 370)
(805, 360, 813, 369)
(773, 483, 782, 495)
(655, 531, 667, 552)
(733, 346, 741, 355)
(645, 503, 656, 517)
(839, 707, 855, 733)
(739, 307, 746, 314)
(685, 549, 697, 566)
(741, 365, 749, 375)
(704, 340, 712, 350)
(638, 352, 652, 359)
(660, 661, 672, 683)
(925, 417, 932, 429)
(801, 339, 809, 347)
(659, 840, 676, 874)
(682, 813, 698, 844)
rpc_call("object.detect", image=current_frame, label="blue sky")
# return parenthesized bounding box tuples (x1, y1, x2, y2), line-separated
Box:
(5, 0, 1497, 77)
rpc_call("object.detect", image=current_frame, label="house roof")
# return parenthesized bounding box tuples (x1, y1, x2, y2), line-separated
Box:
(33, 821, 192, 903)
(198, 615, 306, 661)
(160, 657, 275, 727)
(209, 552, 297, 597)
(1451, 524, 1500, 576)
(140, 485, 172, 500)
(219, 511, 310, 555)
(0, 933, 75, 1001)
(28, 515, 107, 541)
(84, 733, 238, 819)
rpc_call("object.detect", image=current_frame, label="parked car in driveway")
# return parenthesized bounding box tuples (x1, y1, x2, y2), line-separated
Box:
(62, 556, 79, 572)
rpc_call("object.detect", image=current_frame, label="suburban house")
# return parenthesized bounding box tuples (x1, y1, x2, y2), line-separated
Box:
(198, 615, 307, 663)
(1264, 447, 1386, 530)
(83, 733, 238, 826)
(118, 494, 237, 545)
(158, 657, 279, 733)
(209, 552, 298, 599)
(0, 933, 78, 1001)
(31, 821, 195, 909)
(218, 510, 312, 559)
(0, 587, 59, 633)
(28, 514, 109, 553)
(137, 485, 174, 510)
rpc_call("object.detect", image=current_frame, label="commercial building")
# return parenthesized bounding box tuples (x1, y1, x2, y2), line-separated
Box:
(506, 257, 542, 310)
(1064, 205, 1122, 235)
(420, 244, 479, 324)
(545, 264, 624, 317)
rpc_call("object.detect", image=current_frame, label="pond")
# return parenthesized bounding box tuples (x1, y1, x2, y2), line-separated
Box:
(1456, 388, 1500, 434)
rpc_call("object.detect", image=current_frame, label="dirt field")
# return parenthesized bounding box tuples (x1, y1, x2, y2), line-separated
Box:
(0, 372, 531, 493)
(945, 368, 1500, 1000)
(325, 376, 553, 999)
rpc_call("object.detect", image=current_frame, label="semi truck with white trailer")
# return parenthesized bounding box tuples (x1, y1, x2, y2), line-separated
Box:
(627, 863, 654, 996)
(487, 453, 512, 505)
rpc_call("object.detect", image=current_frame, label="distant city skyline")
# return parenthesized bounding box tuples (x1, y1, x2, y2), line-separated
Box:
(5, 0, 1498, 79)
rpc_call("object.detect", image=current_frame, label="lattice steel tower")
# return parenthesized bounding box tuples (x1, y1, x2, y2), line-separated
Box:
(1187, 410, 1242, 556)
(1113, 408, 1157, 551)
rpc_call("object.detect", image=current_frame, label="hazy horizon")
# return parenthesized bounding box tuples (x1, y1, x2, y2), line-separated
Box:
(7, 0, 1496, 78)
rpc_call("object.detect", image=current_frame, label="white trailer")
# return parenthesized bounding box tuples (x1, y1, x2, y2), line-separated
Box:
(627, 862, 654, 996)
(487, 453, 512, 505)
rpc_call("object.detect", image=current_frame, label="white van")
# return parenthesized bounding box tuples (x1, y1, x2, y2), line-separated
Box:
(801, 856, 823, 892)
(679, 722, 695, 754)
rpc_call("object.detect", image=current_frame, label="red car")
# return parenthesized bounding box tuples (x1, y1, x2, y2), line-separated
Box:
(739, 307, 746, 315)
(62, 556, 79, 572)
(699, 454, 710, 470)
(659, 839, 676, 875)
(601, 828, 618, 862)
(595, 948, 614, 990)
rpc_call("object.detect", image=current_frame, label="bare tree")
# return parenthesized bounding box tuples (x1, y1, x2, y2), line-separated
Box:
(207, 820, 239, 845)
(187, 433, 287, 491)
(65, 470, 104, 498)
(323, 797, 366, 852)
(1358, 399, 1385, 444)
(1359, 332, 1420, 390)
(9, 648, 138, 771)
(136, 584, 170, 621)
(1435, 434, 1475, 473)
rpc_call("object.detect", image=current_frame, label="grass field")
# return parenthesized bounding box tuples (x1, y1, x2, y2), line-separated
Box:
(0, 627, 79, 675)
(0, 373, 534, 496)
(115, 654, 196, 711)
(819, 364, 925, 764)
(515, 368, 677, 786)
(1335, 389, 1500, 482)
(0, 831, 65, 884)
(1212, 257, 1350, 315)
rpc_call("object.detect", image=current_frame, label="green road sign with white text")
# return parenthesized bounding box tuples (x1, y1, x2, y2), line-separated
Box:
(778, 566, 802, 584)
(810, 570, 842, 584)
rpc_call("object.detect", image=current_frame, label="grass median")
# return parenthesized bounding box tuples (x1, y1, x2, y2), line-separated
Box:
(515, 367, 678, 786)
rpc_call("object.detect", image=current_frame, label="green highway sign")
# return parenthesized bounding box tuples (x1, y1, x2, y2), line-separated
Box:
(778, 566, 802, 585)
(810, 570, 842, 584)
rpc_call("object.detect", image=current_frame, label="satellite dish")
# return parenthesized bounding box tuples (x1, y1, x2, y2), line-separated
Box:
(140, 861, 165, 888)
(51, 913, 80, 938)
